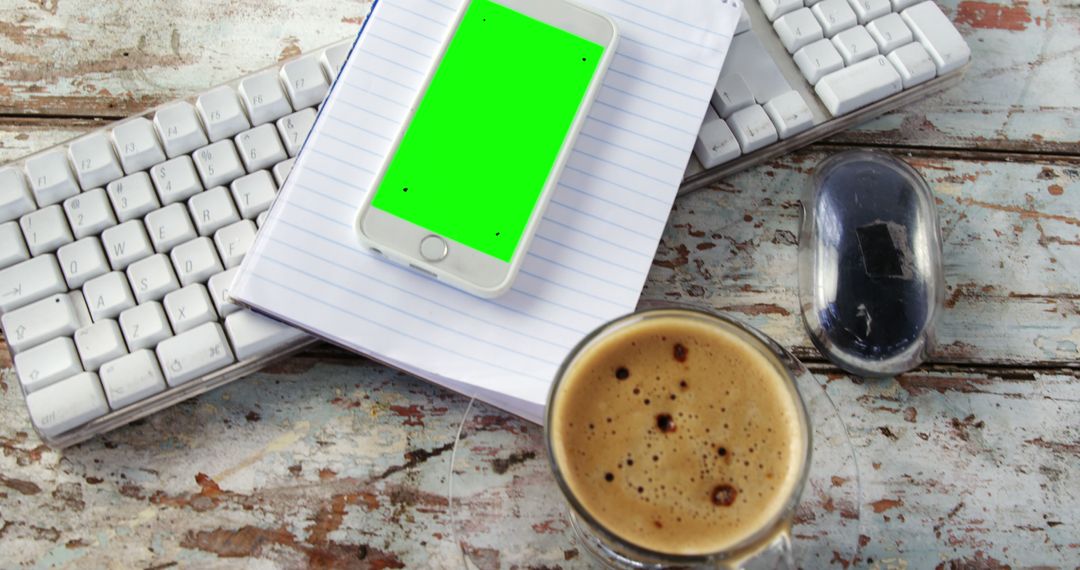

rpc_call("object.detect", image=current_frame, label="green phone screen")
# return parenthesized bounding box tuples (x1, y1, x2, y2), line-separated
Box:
(370, 0, 605, 262)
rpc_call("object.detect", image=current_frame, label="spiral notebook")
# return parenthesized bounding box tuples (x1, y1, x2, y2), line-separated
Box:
(232, 0, 740, 423)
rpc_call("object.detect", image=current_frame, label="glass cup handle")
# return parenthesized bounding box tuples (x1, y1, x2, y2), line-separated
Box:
(719, 523, 794, 570)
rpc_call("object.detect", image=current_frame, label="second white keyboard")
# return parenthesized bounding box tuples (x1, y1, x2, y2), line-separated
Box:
(687, 0, 970, 190)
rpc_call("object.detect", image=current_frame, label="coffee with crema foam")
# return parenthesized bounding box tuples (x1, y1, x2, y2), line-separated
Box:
(549, 315, 806, 556)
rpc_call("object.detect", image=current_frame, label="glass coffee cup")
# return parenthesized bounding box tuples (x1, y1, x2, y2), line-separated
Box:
(545, 307, 812, 568)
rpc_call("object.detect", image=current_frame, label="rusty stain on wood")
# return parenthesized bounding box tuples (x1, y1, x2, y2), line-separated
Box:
(955, 0, 1033, 31)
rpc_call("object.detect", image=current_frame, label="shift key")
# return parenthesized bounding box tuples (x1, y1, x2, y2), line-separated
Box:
(155, 322, 235, 387)
(1, 293, 82, 353)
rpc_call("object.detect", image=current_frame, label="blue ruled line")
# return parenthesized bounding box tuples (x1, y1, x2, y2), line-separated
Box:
(246, 271, 552, 383)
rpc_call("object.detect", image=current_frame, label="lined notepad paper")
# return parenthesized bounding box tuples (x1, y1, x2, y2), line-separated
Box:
(233, 0, 740, 423)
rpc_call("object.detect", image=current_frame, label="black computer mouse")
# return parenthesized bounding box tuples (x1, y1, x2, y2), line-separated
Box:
(798, 150, 944, 377)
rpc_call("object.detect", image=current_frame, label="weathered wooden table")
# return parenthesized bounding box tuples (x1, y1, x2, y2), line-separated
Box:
(1, 0, 1077, 568)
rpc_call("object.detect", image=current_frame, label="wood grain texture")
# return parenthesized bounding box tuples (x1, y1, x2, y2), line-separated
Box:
(646, 147, 1080, 366)
(1, 0, 1078, 567)
(1, 356, 1077, 568)
(1, 0, 1077, 152)
(0, 0, 372, 118)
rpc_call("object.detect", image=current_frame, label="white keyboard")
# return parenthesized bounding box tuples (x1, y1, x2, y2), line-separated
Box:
(0, 41, 356, 446)
(682, 0, 970, 192)
(1, 1, 970, 447)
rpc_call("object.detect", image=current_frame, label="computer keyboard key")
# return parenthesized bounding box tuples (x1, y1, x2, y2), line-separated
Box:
(848, 0, 890, 24)
(774, 9, 824, 53)
(256, 211, 269, 228)
(25, 150, 81, 208)
(20, 205, 74, 256)
(236, 124, 288, 173)
(194, 140, 247, 188)
(902, 1, 971, 75)
(126, 254, 181, 304)
(891, 0, 921, 12)
(712, 73, 755, 118)
(230, 171, 277, 219)
(1, 293, 82, 353)
(188, 186, 240, 237)
(101, 220, 154, 270)
(74, 319, 128, 371)
(154, 102, 209, 158)
(0, 254, 66, 313)
(887, 42, 937, 87)
(812, 0, 858, 37)
(111, 118, 167, 175)
(866, 13, 913, 52)
(764, 91, 815, 139)
(816, 55, 903, 115)
(69, 284, 92, 328)
(277, 108, 317, 157)
(83, 271, 137, 322)
(208, 268, 241, 317)
(171, 237, 224, 287)
(156, 321, 235, 387)
(728, 105, 780, 153)
(226, 310, 308, 361)
(164, 284, 218, 334)
(63, 188, 117, 239)
(57, 237, 110, 289)
(145, 203, 197, 253)
(832, 26, 880, 65)
(196, 86, 252, 142)
(793, 39, 845, 85)
(119, 302, 173, 351)
(281, 55, 330, 110)
(0, 167, 36, 224)
(68, 132, 124, 191)
(238, 71, 294, 126)
(723, 33, 792, 105)
(214, 220, 257, 268)
(25, 372, 109, 438)
(100, 349, 167, 409)
(106, 172, 160, 223)
(694, 119, 742, 169)
(760, 0, 803, 21)
(151, 156, 204, 206)
(0, 221, 30, 269)
(273, 159, 295, 187)
(320, 44, 351, 80)
(14, 337, 83, 394)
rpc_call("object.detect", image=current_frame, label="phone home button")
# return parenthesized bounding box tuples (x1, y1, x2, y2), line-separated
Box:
(420, 235, 449, 262)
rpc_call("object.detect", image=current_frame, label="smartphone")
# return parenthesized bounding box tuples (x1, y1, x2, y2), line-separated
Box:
(355, 0, 618, 298)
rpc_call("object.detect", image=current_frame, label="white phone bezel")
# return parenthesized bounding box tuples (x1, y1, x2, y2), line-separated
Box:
(355, 0, 619, 298)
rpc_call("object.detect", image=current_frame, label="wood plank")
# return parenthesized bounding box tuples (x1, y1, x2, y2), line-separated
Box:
(1, 0, 1077, 153)
(837, 0, 1080, 154)
(650, 145, 1080, 366)
(2, 119, 1077, 366)
(0, 0, 371, 116)
(1, 356, 1075, 567)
